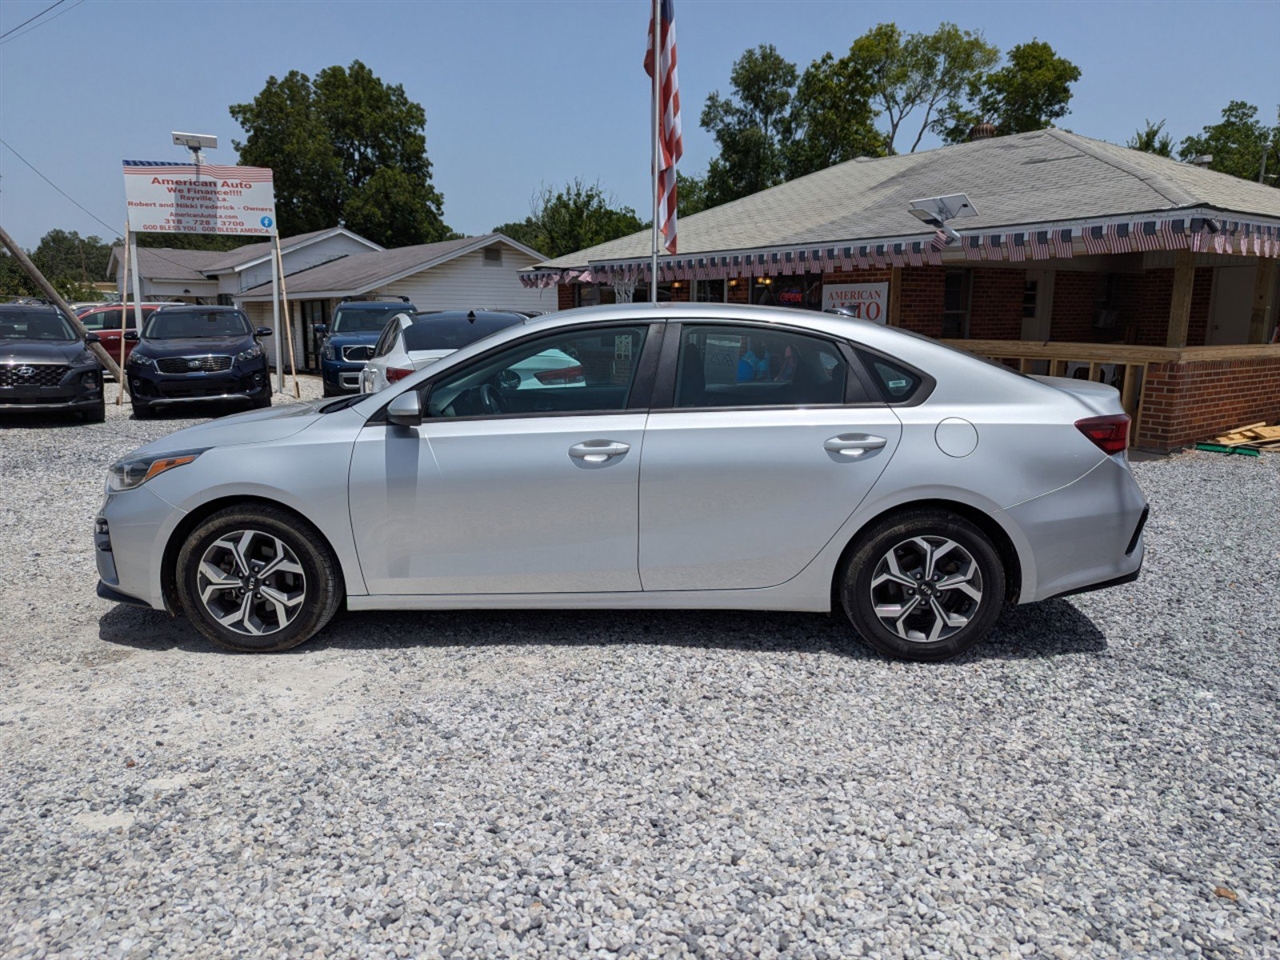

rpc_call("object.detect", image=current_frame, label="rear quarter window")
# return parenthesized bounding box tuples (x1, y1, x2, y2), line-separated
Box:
(857, 350, 932, 404)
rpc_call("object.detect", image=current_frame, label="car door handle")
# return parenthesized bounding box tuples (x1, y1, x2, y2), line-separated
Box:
(824, 434, 887, 458)
(568, 440, 631, 463)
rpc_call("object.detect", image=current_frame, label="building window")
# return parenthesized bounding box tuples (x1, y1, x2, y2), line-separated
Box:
(942, 270, 971, 338)
(482, 247, 502, 266)
(1023, 280, 1038, 320)
(751, 273, 823, 310)
(695, 279, 726, 303)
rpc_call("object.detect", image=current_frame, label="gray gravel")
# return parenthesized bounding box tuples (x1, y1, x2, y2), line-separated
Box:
(1, 387, 1277, 959)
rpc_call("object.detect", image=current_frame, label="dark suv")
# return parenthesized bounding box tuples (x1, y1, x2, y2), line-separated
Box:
(315, 297, 416, 396)
(0, 300, 105, 422)
(124, 305, 271, 418)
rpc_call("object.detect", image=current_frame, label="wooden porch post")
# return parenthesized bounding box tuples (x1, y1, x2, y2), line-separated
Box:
(887, 266, 902, 327)
(1165, 249, 1195, 348)
(1248, 260, 1278, 344)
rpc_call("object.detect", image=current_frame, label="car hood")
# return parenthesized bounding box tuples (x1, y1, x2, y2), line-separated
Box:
(0, 340, 92, 364)
(133, 337, 255, 357)
(128, 398, 335, 457)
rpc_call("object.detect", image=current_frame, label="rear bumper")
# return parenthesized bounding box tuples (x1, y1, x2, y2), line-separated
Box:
(1009, 456, 1148, 602)
(322, 362, 363, 392)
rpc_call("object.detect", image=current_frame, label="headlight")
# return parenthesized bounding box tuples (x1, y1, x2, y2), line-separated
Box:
(108, 448, 207, 491)
(129, 353, 155, 368)
(322, 343, 335, 361)
(235, 345, 263, 364)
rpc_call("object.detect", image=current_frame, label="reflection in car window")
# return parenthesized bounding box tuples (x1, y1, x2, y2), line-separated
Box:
(143, 310, 252, 339)
(404, 313, 524, 352)
(0, 308, 78, 341)
(372, 317, 402, 359)
(674, 325, 849, 408)
(332, 305, 408, 333)
(425, 326, 648, 419)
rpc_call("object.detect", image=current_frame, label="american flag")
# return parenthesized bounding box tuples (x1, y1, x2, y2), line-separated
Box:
(1082, 226, 1108, 256)
(645, 0, 682, 254)
(963, 236, 982, 261)
(1051, 228, 1074, 258)
(1028, 230, 1050, 260)
(983, 234, 1003, 260)
(889, 243, 906, 268)
(1132, 221, 1161, 252)
(929, 229, 950, 252)
(1189, 218, 1205, 253)
(1105, 222, 1131, 254)
(906, 242, 923, 267)
(1008, 233, 1026, 262)
(854, 246, 871, 270)
(782, 251, 796, 275)
(122, 160, 274, 182)
(1160, 219, 1187, 250)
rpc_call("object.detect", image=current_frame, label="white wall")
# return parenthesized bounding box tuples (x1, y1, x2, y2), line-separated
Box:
(378, 243, 557, 313)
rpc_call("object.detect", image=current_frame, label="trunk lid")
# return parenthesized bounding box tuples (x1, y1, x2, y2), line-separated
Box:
(1031, 375, 1126, 418)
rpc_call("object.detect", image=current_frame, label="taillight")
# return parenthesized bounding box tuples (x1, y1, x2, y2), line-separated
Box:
(386, 367, 413, 383)
(534, 364, 585, 385)
(1075, 414, 1130, 455)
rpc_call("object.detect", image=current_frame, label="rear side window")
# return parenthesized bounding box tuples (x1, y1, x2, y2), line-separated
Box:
(859, 351, 926, 403)
(674, 324, 849, 408)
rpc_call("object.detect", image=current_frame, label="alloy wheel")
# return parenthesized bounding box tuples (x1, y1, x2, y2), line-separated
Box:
(195, 529, 307, 637)
(869, 536, 984, 644)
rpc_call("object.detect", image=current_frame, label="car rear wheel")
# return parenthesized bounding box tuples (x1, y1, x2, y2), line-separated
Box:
(322, 383, 340, 397)
(131, 402, 153, 420)
(840, 509, 1005, 662)
(176, 506, 343, 653)
(81, 400, 105, 423)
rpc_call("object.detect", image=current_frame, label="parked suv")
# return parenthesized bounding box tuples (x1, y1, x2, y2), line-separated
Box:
(316, 297, 416, 396)
(77, 302, 166, 369)
(124, 305, 271, 418)
(0, 300, 105, 422)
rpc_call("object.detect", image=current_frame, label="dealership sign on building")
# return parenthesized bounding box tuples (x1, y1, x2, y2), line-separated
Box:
(822, 282, 889, 323)
(122, 161, 277, 236)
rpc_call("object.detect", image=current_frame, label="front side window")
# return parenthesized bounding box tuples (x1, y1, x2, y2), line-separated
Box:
(425, 325, 648, 419)
(673, 324, 849, 408)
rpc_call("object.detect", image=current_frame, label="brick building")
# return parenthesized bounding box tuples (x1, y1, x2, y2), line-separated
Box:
(524, 129, 1280, 451)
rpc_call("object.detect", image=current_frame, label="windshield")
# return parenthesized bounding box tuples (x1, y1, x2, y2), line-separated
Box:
(403, 313, 523, 352)
(143, 310, 252, 340)
(332, 305, 407, 333)
(0, 308, 77, 342)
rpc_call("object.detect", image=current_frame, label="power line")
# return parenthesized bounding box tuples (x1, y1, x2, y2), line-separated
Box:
(0, 0, 84, 46)
(0, 0, 66, 42)
(0, 136, 118, 234)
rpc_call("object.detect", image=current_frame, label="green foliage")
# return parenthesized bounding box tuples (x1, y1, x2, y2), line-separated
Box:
(1178, 101, 1279, 185)
(493, 180, 645, 260)
(31, 230, 115, 285)
(1127, 119, 1174, 157)
(230, 60, 449, 247)
(675, 171, 710, 217)
(701, 45, 799, 206)
(851, 22, 998, 155)
(937, 40, 1081, 143)
(0, 253, 38, 297)
(784, 53, 884, 177)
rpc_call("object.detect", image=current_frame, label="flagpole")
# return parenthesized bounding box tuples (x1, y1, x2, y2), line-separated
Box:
(650, 0, 660, 304)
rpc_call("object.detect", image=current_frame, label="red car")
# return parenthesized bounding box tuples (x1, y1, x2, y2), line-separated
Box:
(77, 303, 165, 366)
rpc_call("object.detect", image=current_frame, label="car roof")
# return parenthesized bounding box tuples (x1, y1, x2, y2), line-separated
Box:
(410, 309, 526, 323)
(151, 304, 244, 313)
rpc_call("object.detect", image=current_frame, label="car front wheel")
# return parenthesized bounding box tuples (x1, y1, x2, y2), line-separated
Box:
(176, 506, 343, 652)
(840, 509, 1005, 662)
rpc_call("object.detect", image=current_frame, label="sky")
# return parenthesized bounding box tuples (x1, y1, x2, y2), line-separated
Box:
(1, 0, 1278, 250)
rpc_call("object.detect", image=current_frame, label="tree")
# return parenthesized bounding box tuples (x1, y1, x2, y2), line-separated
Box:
(1128, 119, 1174, 157)
(493, 180, 645, 259)
(783, 52, 884, 177)
(31, 230, 114, 285)
(230, 60, 449, 246)
(850, 22, 998, 155)
(937, 40, 1081, 143)
(1178, 101, 1279, 185)
(701, 45, 798, 206)
(675, 171, 710, 217)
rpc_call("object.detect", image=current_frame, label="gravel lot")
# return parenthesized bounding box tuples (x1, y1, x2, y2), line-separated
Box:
(1, 384, 1277, 960)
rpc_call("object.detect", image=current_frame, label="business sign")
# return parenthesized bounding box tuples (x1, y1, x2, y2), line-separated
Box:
(123, 161, 277, 236)
(822, 281, 888, 323)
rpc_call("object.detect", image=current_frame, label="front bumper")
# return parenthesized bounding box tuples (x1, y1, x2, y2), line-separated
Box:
(0, 366, 102, 411)
(94, 486, 184, 612)
(1009, 455, 1148, 602)
(129, 364, 269, 406)
(322, 361, 364, 393)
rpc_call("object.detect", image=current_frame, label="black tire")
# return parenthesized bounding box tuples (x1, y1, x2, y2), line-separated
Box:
(322, 383, 340, 398)
(251, 394, 272, 410)
(132, 402, 153, 420)
(839, 508, 1005, 662)
(175, 505, 344, 653)
(81, 401, 106, 424)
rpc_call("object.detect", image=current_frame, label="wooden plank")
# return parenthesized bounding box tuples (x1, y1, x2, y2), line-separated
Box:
(1088, 361, 1101, 382)
(1249, 260, 1278, 344)
(1051, 359, 1068, 377)
(1019, 358, 1034, 374)
(1120, 364, 1140, 415)
(1166, 248, 1195, 348)
(887, 266, 902, 327)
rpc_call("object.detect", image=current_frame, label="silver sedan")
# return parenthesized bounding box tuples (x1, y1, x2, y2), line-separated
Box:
(94, 304, 1147, 661)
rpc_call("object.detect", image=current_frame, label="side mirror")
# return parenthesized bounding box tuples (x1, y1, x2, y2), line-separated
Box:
(312, 323, 328, 336)
(256, 326, 273, 337)
(84, 332, 101, 344)
(124, 330, 140, 342)
(386, 391, 422, 428)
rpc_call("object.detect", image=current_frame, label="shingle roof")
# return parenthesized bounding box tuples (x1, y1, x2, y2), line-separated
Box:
(537, 129, 1280, 268)
(201, 227, 379, 273)
(109, 228, 380, 281)
(237, 234, 545, 299)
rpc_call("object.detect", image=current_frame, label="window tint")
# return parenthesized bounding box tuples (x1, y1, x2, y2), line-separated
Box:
(144, 310, 250, 339)
(0, 308, 77, 341)
(674, 325, 847, 408)
(372, 318, 401, 359)
(425, 325, 648, 419)
(861, 353, 923, 402)
(332, 304, 408, 333)
(404, 313, 523, 352)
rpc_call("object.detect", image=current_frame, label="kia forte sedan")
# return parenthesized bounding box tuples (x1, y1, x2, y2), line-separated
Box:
(94, 304, 1147, 661)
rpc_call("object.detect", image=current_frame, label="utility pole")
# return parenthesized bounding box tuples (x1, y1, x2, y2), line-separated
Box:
(0, 222, 124, 381)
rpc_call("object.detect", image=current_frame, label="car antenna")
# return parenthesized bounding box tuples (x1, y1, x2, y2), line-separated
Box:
(467, 310, 476, 324)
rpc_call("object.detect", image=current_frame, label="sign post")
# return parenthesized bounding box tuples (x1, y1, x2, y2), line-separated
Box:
(116, 225, 131, 405)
